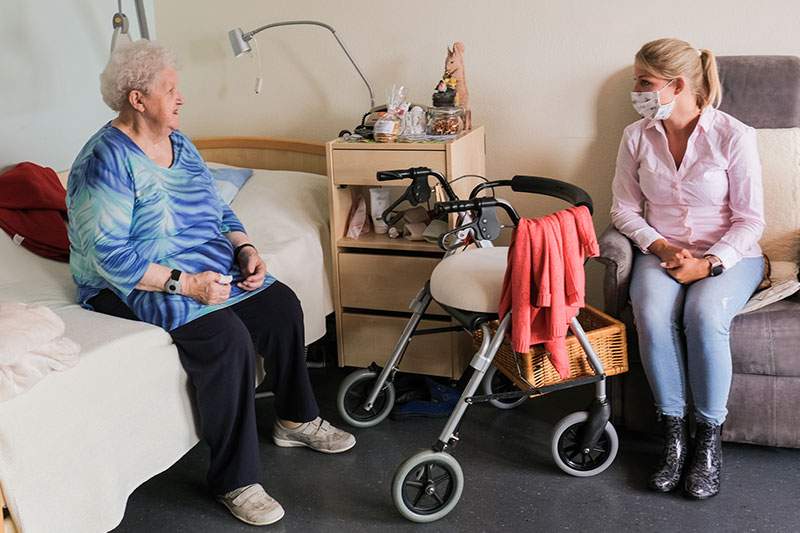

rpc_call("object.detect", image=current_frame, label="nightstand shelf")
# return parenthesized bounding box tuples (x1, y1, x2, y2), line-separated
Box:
(327, 127, 486, 378)
(336, 234, 442, 253)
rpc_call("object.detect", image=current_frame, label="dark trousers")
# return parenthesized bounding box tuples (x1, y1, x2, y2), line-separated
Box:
(90, 281, 320, 494)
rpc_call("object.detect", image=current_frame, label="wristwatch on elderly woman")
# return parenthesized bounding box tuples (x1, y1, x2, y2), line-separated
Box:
(705, 255, 724, 277)
(164, 269, 182, 294)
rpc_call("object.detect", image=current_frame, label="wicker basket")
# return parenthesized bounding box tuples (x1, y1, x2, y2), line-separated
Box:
(474, 305, 628, 395)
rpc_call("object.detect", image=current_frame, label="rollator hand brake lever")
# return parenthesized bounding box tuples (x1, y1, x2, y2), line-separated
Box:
(376, 167, 431, 181)
(435, 198, 505, 251)
(379, 175, 432, 226)
(377, 167, 457, 228)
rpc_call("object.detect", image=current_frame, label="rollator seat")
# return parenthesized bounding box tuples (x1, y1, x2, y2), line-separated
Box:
(430, 246, 509, 314)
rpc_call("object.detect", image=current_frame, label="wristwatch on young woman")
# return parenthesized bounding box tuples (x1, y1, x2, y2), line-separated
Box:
(705, 255, 724, 277)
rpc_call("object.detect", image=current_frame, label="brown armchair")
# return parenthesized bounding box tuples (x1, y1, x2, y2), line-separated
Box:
(596, 56, 800, 448)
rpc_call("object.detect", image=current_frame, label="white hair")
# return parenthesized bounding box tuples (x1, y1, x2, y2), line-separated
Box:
(100, 40, 177, 112)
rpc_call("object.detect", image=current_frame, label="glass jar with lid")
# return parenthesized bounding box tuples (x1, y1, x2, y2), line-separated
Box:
(426, 106, 465, 136)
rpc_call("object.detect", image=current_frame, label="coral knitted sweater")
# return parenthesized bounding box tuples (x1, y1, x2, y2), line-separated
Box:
(498, 206, 598, 378)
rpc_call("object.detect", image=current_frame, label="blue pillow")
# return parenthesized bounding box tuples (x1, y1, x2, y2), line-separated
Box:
(210, 167, 254, 204)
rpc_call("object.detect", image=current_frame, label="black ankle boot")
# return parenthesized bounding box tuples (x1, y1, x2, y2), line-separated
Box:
(684, 422, 722, 499)
(648, 415, 688, 492)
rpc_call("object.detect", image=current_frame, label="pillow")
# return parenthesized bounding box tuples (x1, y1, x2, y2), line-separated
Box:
(756, 128, 800, 264)
(739, 260, 800, 315)
(208, 166, 253, 204)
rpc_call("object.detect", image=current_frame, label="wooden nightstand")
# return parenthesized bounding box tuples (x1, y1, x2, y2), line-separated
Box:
(327, 127, 486, 378)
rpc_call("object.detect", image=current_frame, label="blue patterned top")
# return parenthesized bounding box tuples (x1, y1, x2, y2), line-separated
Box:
(67, 123, 274, 331)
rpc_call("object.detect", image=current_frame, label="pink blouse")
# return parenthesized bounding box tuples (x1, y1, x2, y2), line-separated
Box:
(611, 107, 765, 268)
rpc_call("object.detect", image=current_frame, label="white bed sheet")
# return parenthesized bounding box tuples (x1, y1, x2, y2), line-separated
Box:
(217, 163, 334, 344)
(0, 166, 333, 532)
(0, 306, 195, 533)
(0, 231, 194, 533)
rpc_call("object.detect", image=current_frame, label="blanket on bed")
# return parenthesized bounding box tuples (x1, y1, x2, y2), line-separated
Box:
(0, 302, 79, 402)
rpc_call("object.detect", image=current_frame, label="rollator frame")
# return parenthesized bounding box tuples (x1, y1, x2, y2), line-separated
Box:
(335, 167, 619, 523)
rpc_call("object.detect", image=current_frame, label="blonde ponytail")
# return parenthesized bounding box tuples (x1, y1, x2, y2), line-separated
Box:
(635, 38, 722, 110)
(699, 48, 722, 108)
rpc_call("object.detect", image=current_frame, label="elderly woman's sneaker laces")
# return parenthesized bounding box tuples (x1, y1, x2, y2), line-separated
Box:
(216, 484, 285, 526)
(273, 417, 356, 453)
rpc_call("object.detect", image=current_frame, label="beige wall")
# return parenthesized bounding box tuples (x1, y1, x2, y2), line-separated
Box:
(155, 0, 800, 306)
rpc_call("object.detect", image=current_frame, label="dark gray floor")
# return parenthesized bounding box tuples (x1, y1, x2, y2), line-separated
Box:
(112, 367, 800, 533)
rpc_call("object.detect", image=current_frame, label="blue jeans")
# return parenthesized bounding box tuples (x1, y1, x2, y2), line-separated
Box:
(629, 253, 763, 425)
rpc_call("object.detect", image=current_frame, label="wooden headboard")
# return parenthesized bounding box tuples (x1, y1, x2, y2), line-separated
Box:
(194, 136, 326, 175)
(51, 137, 326, 189)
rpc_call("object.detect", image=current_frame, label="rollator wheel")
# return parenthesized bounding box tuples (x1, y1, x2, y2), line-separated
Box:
(481, 365, 527, 410)
(551, 411, 619, 477)
(392, 450, 464, 523)
(336, 369, 395, 428)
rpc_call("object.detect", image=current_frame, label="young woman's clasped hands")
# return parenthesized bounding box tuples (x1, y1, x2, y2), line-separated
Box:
(649, 239, 711, 284)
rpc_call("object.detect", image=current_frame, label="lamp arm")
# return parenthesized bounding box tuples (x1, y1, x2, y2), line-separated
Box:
(244, 20, 375, 109)
(134, 0, 150, 39)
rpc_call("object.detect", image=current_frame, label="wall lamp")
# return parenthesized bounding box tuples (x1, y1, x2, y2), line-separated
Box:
(228, 20, 375, 109)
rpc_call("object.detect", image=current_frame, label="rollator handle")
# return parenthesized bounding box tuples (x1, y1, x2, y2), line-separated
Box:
(511, 175, 593, 214)
(434, 197, 510, 217)
(434, 197, 491, 215)
(376, 167, 431, 181)
(436, 196, 520, 234)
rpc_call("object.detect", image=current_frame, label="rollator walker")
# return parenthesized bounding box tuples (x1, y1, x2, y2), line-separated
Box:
(335, 167, 620, 522)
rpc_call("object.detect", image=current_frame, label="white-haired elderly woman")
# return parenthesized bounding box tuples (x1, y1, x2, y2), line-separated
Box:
(66, 40, 354, 526)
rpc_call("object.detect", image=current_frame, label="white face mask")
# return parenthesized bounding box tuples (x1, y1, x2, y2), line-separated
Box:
(631, 79, 676, 120)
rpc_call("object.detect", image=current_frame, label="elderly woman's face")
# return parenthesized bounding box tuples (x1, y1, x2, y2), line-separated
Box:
(140, 67, 184, 131)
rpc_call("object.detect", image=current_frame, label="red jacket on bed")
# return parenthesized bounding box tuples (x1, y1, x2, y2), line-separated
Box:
(498, 206, 598, 379)
(0, 162, 69, 262)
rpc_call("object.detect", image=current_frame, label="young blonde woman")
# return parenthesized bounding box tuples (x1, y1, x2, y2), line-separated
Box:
(611, 38, 765, 499)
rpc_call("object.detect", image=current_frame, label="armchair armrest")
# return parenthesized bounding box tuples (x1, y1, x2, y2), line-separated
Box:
(594, 225, 634, 317)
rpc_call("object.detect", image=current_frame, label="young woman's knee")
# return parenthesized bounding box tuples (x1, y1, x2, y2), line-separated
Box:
(682, 302, 730, 336)
(631, 297, 682, 333)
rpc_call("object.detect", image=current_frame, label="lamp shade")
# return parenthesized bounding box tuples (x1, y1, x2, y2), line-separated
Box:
(228, 28, 251, 57)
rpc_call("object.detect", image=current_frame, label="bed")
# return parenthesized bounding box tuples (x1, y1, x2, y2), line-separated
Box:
(200, 137, 333, 343)
(0, 137, 331, 533)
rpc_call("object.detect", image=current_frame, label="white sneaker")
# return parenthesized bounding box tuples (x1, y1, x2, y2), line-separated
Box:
(217, 483, 285, 526)
(273, 417, 356, 453)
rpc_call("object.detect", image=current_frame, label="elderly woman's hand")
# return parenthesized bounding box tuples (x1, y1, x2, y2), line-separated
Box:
(237, 247, 267, 291)
(183, 271, 232, 304)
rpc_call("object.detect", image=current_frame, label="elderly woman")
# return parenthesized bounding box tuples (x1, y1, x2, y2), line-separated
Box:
(66, 40, 354, 526)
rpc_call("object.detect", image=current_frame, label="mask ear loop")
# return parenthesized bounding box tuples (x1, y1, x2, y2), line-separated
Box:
(659, 78, 677, 105)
